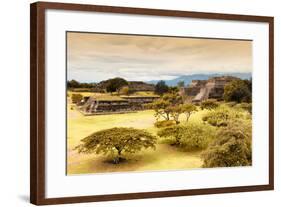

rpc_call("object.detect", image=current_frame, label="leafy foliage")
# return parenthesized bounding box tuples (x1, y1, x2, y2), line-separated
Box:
(118, 86, 130, 95)
(177, 81, 185, 88)
(235, 103, 252, 114)
(67, 79, 80, 88)
(148, 92, 197, 124)
(154, 120, 176, 128)
(200, 100, 219, 110)
(106, 78, 128, 93)
(223, 80, 252, 103)
(158, 123, 215, 151)
(147, 99, 172, 120)
(202, 107, 243, 127)
(75, 127, 157, 164)
(169, 105, 183, 124)
(67, 79, 95, 88)
(181, 104, 197, 121)
(71, 93, 83, 104)
(162, 93, 183, 105)
(155, 80, 169, 95)
(201, 120, 252, 167)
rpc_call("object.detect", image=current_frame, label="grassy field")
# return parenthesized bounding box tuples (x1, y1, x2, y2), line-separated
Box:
(67, 102, 209, 175)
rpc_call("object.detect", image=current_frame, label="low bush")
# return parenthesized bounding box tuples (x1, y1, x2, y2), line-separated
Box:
(200, 100, 219, 110)
(154, 120, 176, 128)
(71, 93, 83, 104)
(235, 103, 252, 114)
(202, 109, 229, 127)
(224, 102, 237, 107)
(157, 123, 215, 151)
(202, 107, 244, 127)
(201, 120, 252, 168)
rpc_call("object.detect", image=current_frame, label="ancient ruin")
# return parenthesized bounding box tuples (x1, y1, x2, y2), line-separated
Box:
(183, 76, 240, 102)
(80, 95, 159, 115)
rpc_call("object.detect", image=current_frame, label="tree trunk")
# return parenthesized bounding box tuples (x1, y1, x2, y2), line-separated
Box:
(186, 113, 190, 122)
(113, 148, 122, 164)
(166, 113, 170, 120)
(175, 136, 181, 145)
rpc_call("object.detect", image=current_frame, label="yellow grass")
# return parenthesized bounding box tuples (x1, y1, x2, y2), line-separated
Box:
(68, 90, 158, 99)
(67, 105, 208, 175)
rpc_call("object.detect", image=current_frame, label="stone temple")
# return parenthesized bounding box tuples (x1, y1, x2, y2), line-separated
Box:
(180, 76, 240, 102)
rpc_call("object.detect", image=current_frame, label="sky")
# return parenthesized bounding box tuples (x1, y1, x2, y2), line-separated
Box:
(67, 32, 252, 83)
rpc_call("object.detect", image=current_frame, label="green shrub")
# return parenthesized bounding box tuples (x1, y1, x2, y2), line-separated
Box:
(157, 123, 215, 151)
(201, 120, 252, 168)
(179, 123, 215, 151)
(71, 93, 83, 104)
(154, 120, 176, 128)
(200, 100, 219, 110)
(202, 109, 229, 127)
(223, 80, 252, 103)
(202, 107, 243, 127)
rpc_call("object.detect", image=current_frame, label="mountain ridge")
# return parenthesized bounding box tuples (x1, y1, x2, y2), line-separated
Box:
(146, 72, 251, 86)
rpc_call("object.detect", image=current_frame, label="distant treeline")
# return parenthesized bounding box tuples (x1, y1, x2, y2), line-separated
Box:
(67, 80, 96, 88)
(67, 78, 178, 95)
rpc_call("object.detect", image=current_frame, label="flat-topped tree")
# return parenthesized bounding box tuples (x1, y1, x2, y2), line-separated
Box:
(75, 127, 157, 164)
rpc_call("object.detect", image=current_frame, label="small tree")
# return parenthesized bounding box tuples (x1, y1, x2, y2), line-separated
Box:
(163, 93, 183, 105)
(106, 77, 128, 93)
(75, 127, 157, 164)
(148, 99, 172, 121)
(169, 105, 183, 124)
(177, 81, 185, 88)
(71, 93, 83, 104)
(200, 100, 219, 110)
(67, 79, 80, 88)
(181, 104, 197, 121)
(168, 86, 179, 93)
(223, 80, 251, 103)
(202, 120, 252, 168)
(155, 80, 169, 95)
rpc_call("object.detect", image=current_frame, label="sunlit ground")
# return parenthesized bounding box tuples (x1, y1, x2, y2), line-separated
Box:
(67, 103, 209, 175)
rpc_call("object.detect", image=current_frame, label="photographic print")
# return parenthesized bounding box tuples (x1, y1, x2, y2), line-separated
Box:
(66, 32, 253, 175)
(30, 3, 273, 204)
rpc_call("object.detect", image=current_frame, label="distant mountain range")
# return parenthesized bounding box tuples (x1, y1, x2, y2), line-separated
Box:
(146, 73, 252, 86)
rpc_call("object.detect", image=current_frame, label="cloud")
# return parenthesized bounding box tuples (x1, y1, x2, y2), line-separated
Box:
(67, 32, 252, 82)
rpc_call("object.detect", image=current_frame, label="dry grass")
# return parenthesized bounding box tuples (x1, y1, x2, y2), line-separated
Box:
(67, 106, 208, 175)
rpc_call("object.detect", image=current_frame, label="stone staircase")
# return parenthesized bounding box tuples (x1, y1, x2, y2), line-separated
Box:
(192, 86, 211, 102)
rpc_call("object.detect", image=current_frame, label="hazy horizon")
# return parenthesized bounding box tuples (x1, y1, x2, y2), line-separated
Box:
(67, 72, 252, 84)
(67, 32, 252, 83)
